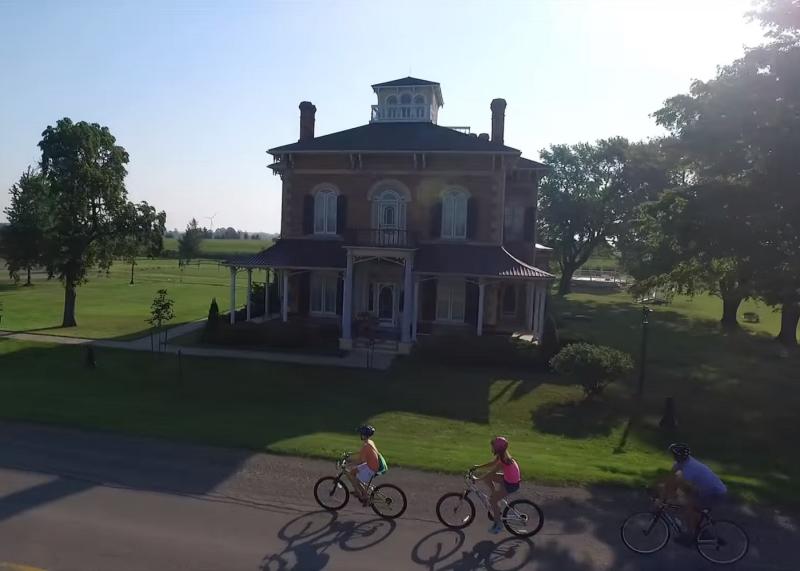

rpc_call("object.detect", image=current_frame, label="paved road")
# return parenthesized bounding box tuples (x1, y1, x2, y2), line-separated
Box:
(0, 422, 796, 571)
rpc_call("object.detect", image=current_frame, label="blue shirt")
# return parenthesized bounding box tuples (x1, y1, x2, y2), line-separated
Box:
(675, 457, 727, 496)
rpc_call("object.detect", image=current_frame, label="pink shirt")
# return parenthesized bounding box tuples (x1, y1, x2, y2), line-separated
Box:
(502, 458, 521, 484)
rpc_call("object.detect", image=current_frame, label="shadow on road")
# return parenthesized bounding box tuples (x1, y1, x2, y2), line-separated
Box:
(0, 476, 94, 523)
(412, 529, 536, 571)
(260, 510, 396, 570)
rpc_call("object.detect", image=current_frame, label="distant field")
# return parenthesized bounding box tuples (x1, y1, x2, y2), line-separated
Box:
(0, 258, 264, 340)
(162, 238, 272, 255)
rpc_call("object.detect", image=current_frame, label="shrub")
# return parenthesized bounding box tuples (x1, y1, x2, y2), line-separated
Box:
(203, 298, 220, 341)
(413, 334, 543, 368)
(207, 320, 339, 351)
(550, 342, 633, 397)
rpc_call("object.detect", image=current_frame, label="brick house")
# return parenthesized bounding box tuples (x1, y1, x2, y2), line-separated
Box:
(226, 77, 554, 353)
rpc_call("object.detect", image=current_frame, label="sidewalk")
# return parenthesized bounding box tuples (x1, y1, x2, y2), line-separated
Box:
(0, 324, 394, 370)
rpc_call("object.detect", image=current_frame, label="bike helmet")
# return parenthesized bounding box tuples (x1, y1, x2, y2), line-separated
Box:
(668, 442, 691, 461)
(357, 425, 375, 439)
(491, 436, 509, 455)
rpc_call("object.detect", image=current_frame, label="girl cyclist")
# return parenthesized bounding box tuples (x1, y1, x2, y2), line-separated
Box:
(472, 436, 522, 534)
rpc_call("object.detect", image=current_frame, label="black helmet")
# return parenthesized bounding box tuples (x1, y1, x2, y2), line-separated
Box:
(357, 425, 375, 438)
(668, 442, 691, 460)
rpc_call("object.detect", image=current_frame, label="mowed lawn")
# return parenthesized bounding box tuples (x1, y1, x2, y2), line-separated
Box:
(162, 238, 272, 255)
(1, 289, 797, 504)
(0, 259, 265, 340)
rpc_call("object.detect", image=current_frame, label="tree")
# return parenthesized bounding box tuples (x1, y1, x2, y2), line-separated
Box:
(117, 201, 166, 285)
(223, 226, 239, 239)
(147, 288, 175, 351)
(37, 118, 131, 327)
(3, 168, 50, 286)
(178, 218, 203, 261)
(550, 342, 633, 398)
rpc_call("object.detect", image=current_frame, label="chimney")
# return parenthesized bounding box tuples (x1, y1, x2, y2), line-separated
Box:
(299, 101, 316, 142)
(490, 98, 506, 145)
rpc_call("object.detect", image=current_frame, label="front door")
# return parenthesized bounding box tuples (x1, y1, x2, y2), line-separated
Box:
(374, 282, 396, 326)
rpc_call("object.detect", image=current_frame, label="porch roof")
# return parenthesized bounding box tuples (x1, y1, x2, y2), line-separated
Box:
(415, 244, 554, 279)
(225, 238, 346, 270)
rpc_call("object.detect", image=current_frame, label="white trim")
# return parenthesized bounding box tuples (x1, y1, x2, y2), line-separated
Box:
(366, 179, 412, 202)
(441, 188, 469, 240)
(436, 278, 466, 323)
(313, 188, 338, 235)
(310, 271, 338, 316)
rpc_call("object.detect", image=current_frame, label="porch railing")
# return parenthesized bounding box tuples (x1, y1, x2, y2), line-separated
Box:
(344, 228, 416, 248)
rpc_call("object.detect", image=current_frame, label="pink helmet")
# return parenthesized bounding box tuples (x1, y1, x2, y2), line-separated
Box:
(491, 436, 509, 455)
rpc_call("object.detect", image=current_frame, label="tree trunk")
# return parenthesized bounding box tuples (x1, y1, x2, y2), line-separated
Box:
(25, 266, 32, 287)
(558, 265, 575, 295)
(720, 295, 742, 330)
(62, 282, 78, 327)
(776, 303, 799, 347)
(130, 259, 135, 285)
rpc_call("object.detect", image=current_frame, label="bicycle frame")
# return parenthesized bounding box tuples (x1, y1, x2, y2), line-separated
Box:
(652, 501, 713, 540)
(461, 471, 520, 521)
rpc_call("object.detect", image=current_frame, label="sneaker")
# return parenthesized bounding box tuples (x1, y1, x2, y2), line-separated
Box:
(488, 522, 503, 534)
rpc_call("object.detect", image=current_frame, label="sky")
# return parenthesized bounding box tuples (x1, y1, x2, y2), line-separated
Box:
(0, 0, 767, 233)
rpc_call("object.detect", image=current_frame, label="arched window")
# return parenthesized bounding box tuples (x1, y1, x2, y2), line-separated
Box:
(400, 93, 412, 104)
(373, 189, 406, 230)
(386, 95, 398, 119)
(386, 95, 398, 105)
(413, 94, 425, 104)
(441, 189, 468, 239)
(314, 188, 337, 234)
(414, 94, 426, 118)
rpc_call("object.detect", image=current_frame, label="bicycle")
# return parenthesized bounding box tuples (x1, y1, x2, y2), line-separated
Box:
(435, 468, 544, 537)
(313, 452, 407, 519)
(620, 498, 749, 565)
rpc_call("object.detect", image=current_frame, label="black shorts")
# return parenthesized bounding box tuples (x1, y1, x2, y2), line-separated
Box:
(504, 480, 520, 494)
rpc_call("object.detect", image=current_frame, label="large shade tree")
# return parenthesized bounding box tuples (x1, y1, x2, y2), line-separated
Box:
(38, 118, 132, 327)
(117, 201, 167, 285)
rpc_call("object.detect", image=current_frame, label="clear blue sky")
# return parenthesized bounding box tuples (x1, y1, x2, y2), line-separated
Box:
(0, 0, 765, 233)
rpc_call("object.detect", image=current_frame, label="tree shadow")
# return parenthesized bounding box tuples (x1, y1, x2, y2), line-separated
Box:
(531, 396, 628, 438)
(261, 510, 396, 570)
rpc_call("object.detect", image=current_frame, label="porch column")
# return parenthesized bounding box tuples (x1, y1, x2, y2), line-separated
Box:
(342, 251, 354, 341)
(264, 269, 270, 317)
(412, 278, 420, 341)
(477, 279, 486, 336)
(534, 283, 546, 340)
(246, 268, 253, 321)
(401, 255, 413, 343)
(281, 269, 289, 323)
(229, 266, 237, 325)
(526, 282, 534, 331)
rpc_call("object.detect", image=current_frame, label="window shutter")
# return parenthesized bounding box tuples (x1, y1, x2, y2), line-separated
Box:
(465, 281, 479, 326)
(421, 278, 437, 321)
(430, 202, 442, 239)
(303, 195, 314, 235)
(336, 276, 344, 315)
(467, 197, 478, 240)
(336, 195, 347, 235)
(523, 206, 537, 242)
(297, 272, 310, 315)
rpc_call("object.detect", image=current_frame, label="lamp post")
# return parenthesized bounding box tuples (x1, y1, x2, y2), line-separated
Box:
(636, 306, 651, 399)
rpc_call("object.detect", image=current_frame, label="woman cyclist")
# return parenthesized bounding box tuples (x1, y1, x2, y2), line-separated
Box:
(472, 436, 522, 534)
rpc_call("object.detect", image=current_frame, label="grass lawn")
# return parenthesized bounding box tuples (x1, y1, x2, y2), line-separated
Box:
(1, 289, 797, 504)
(162, 238, 272, 255)
(0, 258, 264, 340)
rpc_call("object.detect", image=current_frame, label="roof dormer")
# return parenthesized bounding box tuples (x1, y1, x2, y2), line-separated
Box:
(370, 77, 443, 124)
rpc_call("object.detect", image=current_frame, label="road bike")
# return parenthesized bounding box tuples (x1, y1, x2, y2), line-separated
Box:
(313, 452, 407, 519)
(435, 469, 544, 537)
(620, 498, 749, 565)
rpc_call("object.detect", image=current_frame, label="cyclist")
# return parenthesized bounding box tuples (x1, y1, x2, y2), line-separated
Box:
(660, 443, 727, 540)
(472, 436, 521, 534)
(346, 425, 385, 505)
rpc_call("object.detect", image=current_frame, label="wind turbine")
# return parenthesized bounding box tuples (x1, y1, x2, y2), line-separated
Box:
(205, 212, 218, 234)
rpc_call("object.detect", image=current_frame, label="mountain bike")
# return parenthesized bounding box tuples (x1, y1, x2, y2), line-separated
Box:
(435, 469, 544, 537)
(620, 498, 749, 565)
(313, 452, 407, 519)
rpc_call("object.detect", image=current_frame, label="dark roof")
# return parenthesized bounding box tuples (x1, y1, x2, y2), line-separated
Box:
(372, 77, 439, 88)
(516, 157, 548, 170)
(226, 239, 346, 269)
(269, 122, 520, 154)
(415, 244, 553, 279)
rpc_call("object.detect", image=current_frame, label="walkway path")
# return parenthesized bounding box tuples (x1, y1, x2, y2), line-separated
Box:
(0, 323, 394, 370)
(0, 421, 796, 571)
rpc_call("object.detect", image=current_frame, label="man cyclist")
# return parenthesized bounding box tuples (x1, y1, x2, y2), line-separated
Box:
(661, 443, 727, 539)
(346, 425, 386, 505)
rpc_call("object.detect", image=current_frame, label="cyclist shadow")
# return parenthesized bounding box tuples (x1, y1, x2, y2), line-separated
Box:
(260, 509, 396, 571)
(411, 528, 537, 571)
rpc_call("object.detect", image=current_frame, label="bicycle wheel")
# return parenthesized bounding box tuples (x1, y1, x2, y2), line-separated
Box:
(436, 493, 476, 529)
(370, 483, 407, 519)
(313, 476, 349, 510)
(620, 512, 670, 554)
(696, 519, 749, 565)
(502, 499, 544, 537)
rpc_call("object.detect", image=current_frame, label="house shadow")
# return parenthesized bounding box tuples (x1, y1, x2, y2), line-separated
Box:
(531, 396, 628, 439)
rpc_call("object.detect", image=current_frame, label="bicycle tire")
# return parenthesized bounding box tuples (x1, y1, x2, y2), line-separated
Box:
(313, 476, 349, 511)
(436, 493, 476, 529)
(502, 499, 544, 537)
(370, 483, 407, 519)
(695, 519, 749, 565)
(620, 512, 670, 554)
